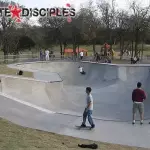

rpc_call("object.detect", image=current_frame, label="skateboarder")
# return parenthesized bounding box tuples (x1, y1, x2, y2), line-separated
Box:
(132, 82, 146, 124)
(80, 87, 95, 128)
(78, 66, 86, 75)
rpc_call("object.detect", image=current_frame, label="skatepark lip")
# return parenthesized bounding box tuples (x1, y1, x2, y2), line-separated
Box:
(0, 74, 62, 83)
(4, 61, 150, 122)
(9, 60, 150, 67)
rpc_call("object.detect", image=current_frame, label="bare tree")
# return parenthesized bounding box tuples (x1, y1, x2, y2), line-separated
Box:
(116, 10, 130, 59)
(97, 0, 117, 59)
(129, 1, 150, 57)
(39, 15, 66, 56)
(78, 1, 100, 54)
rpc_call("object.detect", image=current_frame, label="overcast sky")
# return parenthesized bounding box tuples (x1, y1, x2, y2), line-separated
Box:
(12, 0, 150, 25)
(13, 0, 150, 9)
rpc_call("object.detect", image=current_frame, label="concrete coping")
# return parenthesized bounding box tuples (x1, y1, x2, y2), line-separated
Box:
(0, 74, 62, 84)
(8, 60, 150, 67)
(82, 61, 150, 67)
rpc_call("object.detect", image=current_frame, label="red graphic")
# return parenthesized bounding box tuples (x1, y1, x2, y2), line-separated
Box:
(67, 17, 72, 23)
(66, 3, 71, 7)
(51, 9, 60, 16)
(8, 5, 22, 22)
(66, 3, 72, 23)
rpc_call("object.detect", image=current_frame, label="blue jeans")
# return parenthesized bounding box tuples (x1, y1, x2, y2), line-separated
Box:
(82, 109, 94, 126)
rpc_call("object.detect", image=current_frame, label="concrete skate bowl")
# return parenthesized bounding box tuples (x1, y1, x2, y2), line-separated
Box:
(2, 61, 150, 122)
(16, 61, 120, 87)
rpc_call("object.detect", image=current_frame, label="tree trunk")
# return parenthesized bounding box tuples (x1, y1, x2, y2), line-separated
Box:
(114, 38, 116, 45)
(3, 51, 8, 63)
(131, 40, 134, 58)
(109, 30, 113, 60)
(63, 42, 67, 59)
(2, 34, 8, 63)
(119, 37, 121, 50)
(134, 28, 139, 57)
(92, 39, 96, 54)
(72, 34, 77, 61)
(3, 43, 8, 63)
(77, 44, 80, 59)
(120, 36, 124, 60)
(13, 48, 19, 62)
(141, 41, 144, 61)
(73, 43, 77, 61)
(59, 40, 63, 59)
(110, 44, 113, 60)
(119, 35, 122, 60)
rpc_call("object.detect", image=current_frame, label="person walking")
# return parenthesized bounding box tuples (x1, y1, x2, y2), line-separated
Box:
(80, 87, 95, 128)
(45, 49, 50, 61)
(80, 51, 84, 60)
(132, 82, 146, 124)
(40, 50, 43, 61)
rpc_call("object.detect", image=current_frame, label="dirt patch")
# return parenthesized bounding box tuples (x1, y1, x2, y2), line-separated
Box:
(0, 64, 33, 78)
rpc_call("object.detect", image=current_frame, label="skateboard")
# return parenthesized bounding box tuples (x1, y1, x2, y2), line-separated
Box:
(75, 125, 94, 130)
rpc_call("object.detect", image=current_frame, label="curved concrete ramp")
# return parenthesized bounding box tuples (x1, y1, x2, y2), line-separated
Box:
(17, 62, 119, 86)
(3, 62, 150, 121)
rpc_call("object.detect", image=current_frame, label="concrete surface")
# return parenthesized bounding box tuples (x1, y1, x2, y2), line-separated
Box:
(7, 61, 150, 121)
(1, 94, 150, 149)
(33, 71, 62, 82)
(0, 61, 150, 148)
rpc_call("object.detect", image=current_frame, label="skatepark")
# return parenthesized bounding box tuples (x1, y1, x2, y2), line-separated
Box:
(4, 61, 150, 121)
(0, 61, 150, 148)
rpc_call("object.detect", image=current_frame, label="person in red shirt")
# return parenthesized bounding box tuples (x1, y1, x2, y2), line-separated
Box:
(132, 82, 146, 124)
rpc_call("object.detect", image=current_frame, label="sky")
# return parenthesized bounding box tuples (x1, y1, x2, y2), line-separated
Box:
(12, 0, 150, 25)
(13, 0, 150, 9)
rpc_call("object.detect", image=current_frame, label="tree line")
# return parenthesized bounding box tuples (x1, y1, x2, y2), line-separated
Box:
(0, 0, 150, 60)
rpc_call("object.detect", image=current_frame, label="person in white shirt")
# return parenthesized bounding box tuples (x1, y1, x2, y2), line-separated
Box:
(133, 56, 137, 61)
(131, 56, 140, 64)
(80, 51, 84, 60)
(45, 49, 50, 61)
(80, 87, 95, 128)
(78, 66, 86, 75)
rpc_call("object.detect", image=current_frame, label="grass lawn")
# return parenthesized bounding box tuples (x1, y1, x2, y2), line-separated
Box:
(0, 44, 150, 57)
(112, 59, 130, 64)
(0, 118, 148, 150)
(0, 64, 33, 78)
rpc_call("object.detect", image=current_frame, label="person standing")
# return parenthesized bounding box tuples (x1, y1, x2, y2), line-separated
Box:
(80, 87, 95, 128)
(40, 50, 43, 61)
(132, 82, 146, 124)
(45, 49, 50, 61)
(80, 51, 84, 60)
(96, 53, 100, 62)
(131, 56, 140, 64)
